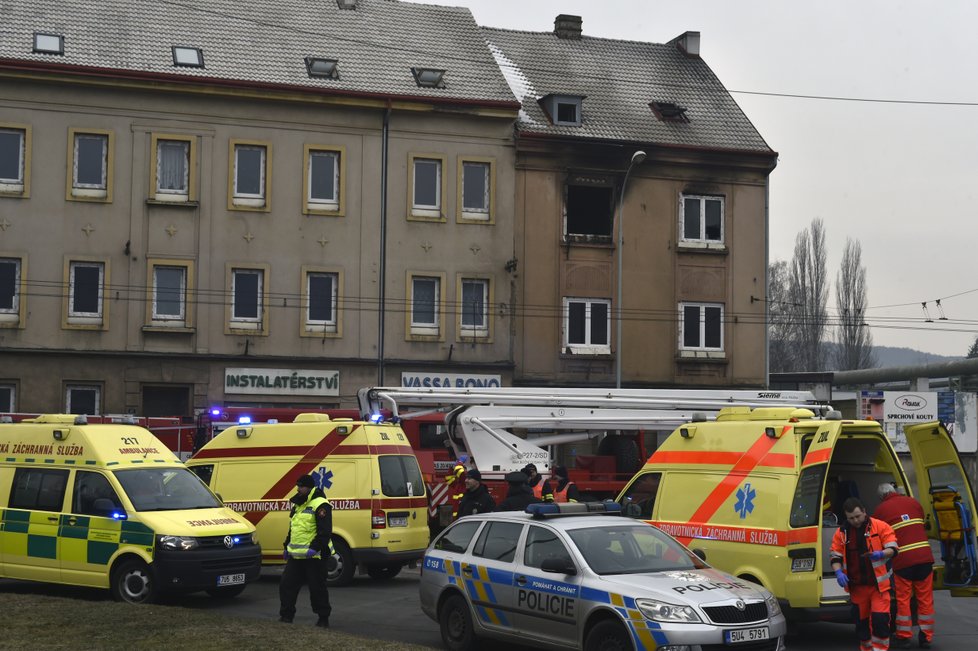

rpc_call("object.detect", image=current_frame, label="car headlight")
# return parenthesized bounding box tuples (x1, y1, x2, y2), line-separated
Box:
(250, 531, 259, 546)
(764, 592, 782, 618)
(636, 598, 702, 623)
(158, 535, 199, 551)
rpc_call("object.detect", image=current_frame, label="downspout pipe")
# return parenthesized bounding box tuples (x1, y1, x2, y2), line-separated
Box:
(764, 175, 770, 388)
(378, 104, 391, 385)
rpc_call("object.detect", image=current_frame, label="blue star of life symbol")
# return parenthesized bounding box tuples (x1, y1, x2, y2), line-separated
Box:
(734, 482, 756, 519)
(312, 467, 333, 490)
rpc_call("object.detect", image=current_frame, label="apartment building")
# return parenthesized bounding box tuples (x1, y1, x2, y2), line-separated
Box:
(0, 0, 518, 415)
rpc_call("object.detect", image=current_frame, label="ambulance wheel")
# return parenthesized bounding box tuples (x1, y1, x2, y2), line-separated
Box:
(366, 564, 402, 580)
(327, 537, 356, 587)
(206, 584, 247, 598)
(584, 620, 631, 651)
(439, 593, 480, 650)
(111, 558, 157, 604)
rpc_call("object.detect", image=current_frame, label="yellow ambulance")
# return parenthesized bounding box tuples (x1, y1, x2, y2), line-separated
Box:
(0, 415, 261, 603)
(615, 407, 978, 620)
(186, 413, 430, 586)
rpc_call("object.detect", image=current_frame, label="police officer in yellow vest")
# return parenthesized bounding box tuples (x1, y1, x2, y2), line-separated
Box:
(280, 474, 334, 627)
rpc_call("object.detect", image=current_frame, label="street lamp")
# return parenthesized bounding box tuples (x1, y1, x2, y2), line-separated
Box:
(616, 150, 647, 389)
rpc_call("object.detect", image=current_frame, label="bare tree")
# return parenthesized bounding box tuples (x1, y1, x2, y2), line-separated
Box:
(768, 260, 799, 372)
(789, 219, 829, 371)
(834, 238, 876, 370)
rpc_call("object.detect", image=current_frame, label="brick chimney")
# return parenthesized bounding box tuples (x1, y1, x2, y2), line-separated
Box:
(669, 31, 701, 57)
(554, 14, 583, 40)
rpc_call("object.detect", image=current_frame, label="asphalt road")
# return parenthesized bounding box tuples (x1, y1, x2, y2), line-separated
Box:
(3, 567, 977, 649)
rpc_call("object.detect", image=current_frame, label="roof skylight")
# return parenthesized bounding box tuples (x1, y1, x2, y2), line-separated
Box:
(411, 67, 446, 88)
(172, 46, 204, 68)
(33, 32, 64, 55)
(650, 101, 689, 122)
(305, 57, 339, 79)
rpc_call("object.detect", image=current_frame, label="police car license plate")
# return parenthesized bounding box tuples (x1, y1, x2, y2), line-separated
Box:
(217, 573, 245, 586)
(389, 516, 408, 527)
(724, 627, 769, 644)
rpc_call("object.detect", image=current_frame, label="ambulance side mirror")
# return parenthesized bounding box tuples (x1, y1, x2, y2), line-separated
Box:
(623, 503, 643, 519)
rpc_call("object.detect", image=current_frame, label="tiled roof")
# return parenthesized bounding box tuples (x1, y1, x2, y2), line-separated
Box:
(482, 26, 773, 153)
(0, 0, 518, 106)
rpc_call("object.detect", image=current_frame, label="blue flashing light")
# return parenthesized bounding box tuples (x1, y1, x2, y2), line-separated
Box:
(238, 416, 252, 425)
(210, 407, 221, 416)
(232, 536, 241, 544)
(111, 511, 128, 520)
(370, 413, 383, 423)
(526, 503, 560, 516)
(526, 501, 623, 518)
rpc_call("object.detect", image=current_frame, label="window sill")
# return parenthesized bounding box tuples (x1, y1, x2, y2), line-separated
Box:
(408, 213, 446, 223)
(458, 213, 492, 225)
(146, 198, 199, 208)
(677, 350, 727, 362)
(68, 193, 110, 203)
(560, 348, 613, 359)
(677, 242, 727, 255)
(303, 206, 344, 217)
(142, 325, 195, 334)
(562, 235, 614, 248)
(407, 333, 444, 343)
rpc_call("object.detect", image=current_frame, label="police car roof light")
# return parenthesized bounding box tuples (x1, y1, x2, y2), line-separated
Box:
(238, 416, 252, 424)
(526, 502, 622, 518)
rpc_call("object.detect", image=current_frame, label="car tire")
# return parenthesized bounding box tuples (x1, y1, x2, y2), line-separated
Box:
(327, 536, 356, 587)
(205, 584, 247, 598)
(585, 620, 632, 651)
(366, 563, 402, 580)
(439, 593, 480, 651)
(110, 558, 158, 604)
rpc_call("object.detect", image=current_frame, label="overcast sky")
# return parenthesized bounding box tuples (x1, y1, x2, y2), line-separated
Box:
(406, 0, 978, 358)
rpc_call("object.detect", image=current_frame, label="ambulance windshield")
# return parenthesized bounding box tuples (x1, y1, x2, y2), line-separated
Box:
(115, 467, 222, 511)
(569, 524, 707, 575)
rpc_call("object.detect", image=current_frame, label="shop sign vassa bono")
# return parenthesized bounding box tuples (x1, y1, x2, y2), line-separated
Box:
(225, 368, 340, 396)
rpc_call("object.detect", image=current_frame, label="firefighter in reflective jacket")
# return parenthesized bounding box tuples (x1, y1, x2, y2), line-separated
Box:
(522, 463, 554, 502)
(873, 483, 935, 648)
(831, 497, 899, 651)
(280, 474, 335, 627)
(551, 466, 579, 503)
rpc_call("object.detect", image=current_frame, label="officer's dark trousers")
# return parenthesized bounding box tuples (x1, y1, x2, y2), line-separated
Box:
(279, 557, 331, 621)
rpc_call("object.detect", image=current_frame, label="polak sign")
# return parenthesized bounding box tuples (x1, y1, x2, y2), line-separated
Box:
(883, 391, 937, 422)
(400, 372, 501, 388)
(224, 368, 339, 396)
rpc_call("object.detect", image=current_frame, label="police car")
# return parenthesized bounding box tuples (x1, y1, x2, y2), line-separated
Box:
(420, 502, 786, 651)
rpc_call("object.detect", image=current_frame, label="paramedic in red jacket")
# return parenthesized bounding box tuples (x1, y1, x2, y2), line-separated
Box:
(873, 482, 935, 648)
(831, 497, 900, 651)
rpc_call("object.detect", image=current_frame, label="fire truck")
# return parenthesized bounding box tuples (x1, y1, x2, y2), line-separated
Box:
(0, 412, 197, 460)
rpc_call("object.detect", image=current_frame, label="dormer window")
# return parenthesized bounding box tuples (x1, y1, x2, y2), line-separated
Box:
(33, 32, 64, 55)
(305, 57, 339, 79)
(412, 67, 446, 88)
(650, 101, 689, 122)
(172, 46, 204, 68)
(539, 94, 584, 126)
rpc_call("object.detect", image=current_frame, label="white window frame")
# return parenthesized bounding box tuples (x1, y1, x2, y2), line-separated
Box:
(459, 278, 489, 338)
(68, 261, 104, 325)
(0, 257, 21, 323)
(410, 275, 441, 336)
(680, 194, 725, 244)
(410, 155, 443, 219)
(232, 143, 267, 207)
(0, 127, 26, 193)
(155, 138, 190, 201)
(0, 383, 14, 411)
(152, 265, 187, 324)
(71, 132, 109, 198)
(460, 160, 491, 221)
(679, 302, 724, 352)
(231, 268, 263, 327)
(563, 297, 611, 354)
(65, 384, 100, 415)
(306, 149, 340, 211)
(305, 271, 338, 333)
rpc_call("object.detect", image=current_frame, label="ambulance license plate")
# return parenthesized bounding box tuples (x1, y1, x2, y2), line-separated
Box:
(389, 516, 408, 527)
(217, 573, 245, 586)
(724, 627, 769, 644)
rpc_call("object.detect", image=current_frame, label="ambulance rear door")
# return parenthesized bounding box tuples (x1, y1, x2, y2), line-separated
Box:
(904, 421, 978, 596)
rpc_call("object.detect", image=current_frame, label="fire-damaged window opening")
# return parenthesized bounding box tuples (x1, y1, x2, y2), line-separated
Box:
(650, 101, 689, 122)
(564, 176, 614, 242)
